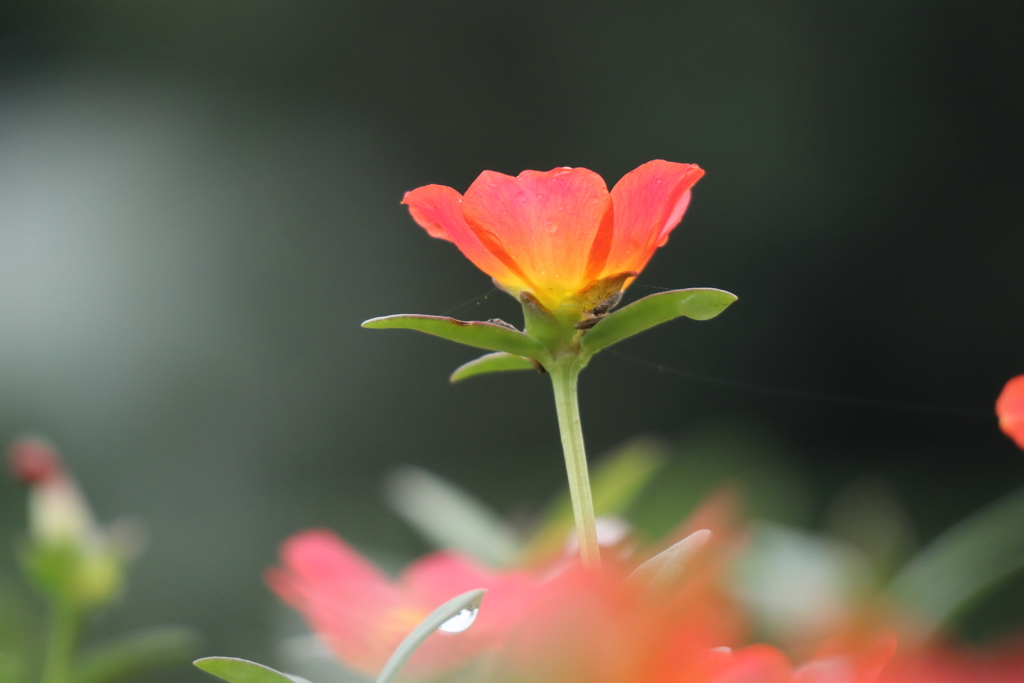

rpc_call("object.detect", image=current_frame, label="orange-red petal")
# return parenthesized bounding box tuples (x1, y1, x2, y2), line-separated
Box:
(461, 167, 612, 308)
(996, 375, 1024, 450)
(605, 160, 704, 280)
(402, 184, 525, 291)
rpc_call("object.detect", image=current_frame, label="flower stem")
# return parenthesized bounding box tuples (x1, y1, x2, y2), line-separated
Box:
(549, 362, 601, 569)
(40, 600, 77, 683)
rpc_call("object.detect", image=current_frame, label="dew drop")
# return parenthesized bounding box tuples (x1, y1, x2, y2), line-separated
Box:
(545, 222, 558, 233)
(438, 607, 479, 633)
(655, 178, 663, 184)
(516, 190, 528, 202)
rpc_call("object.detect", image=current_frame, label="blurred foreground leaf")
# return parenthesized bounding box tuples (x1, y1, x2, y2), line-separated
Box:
(524, 438, 666, 564)
(362, 315, 544, 357)
(628, 425, 811, 540)
(384, 467, 523, 567)
(627, 529, 711, 592)
(581, 288, 736, 355)
(376, 589, 485, 683)
(823, 478, 916, 581)
(449, 352, 536, 383)
(75, 626, 200, 683)
(732, 523, 873, 647)
(887, 487, 1024, 634)
(0, 576, 39, 683)
(195, 657, 304, 683)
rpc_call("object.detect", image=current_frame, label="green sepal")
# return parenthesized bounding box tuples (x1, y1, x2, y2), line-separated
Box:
(74, 626, 200, 683)
(376, 589, 486, 683)
(449, 352, 538, 383)
(886, 487, 1024, 635)
(362, 315, 544, 358)
(519, 292, 571, 349)
(194, 657, 298, 683)
(580, 288, 737, 355)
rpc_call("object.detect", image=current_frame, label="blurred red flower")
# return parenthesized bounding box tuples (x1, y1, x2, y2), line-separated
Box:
(488, 561, 896, 683)
(877, 641, 1024, 683)
(402, 161, 704, 312)
(266, 529, 539, 678)
(995, 375, 1024, 450)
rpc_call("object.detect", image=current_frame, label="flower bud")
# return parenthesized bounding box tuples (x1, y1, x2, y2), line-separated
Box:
(8, 437, 124, 609)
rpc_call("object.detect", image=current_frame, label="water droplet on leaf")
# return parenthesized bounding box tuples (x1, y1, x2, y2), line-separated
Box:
(438, 607, 479, 633)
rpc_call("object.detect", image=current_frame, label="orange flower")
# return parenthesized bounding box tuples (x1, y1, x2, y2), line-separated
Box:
(403, 161, 704, 312)
(995, 375, 1024, 450)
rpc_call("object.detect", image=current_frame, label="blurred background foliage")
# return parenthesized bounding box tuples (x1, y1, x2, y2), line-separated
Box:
(0, 1, 1022, 680)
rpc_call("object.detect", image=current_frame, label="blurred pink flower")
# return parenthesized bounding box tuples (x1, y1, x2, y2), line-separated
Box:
(266, 529, 539, 678)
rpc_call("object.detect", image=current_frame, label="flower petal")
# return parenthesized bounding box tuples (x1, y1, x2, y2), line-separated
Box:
(402, 185, 526, 290)
(265, 530, 402, 674)
(462, 167, 612, 308)
(605, 160, 704, 279)
(996, 375, 1024, 450)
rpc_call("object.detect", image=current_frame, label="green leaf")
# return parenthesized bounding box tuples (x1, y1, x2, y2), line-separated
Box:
(626, 529, 711, 591)
(74, 627, 200, 683)
(376, 589, 486, 683)
(363, 314, 545, 358)
(385, 467, 523, 567)
(580, 288, 737, 355)
(194, 657, 301, 683)
(449, 352, 537, 383)
(523, 438, 667, 564)
(886, 487, 1024, 635)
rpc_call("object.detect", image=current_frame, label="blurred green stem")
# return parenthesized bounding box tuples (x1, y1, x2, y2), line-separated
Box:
(549, 362, 601, 569)
(41, 600, 77, 683)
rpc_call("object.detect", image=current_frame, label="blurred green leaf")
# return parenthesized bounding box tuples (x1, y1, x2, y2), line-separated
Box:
(195, 657, 301, 683)
(376, 589, 486, 683)
(628, 424, 811, 540)
(362, 315, 544, 358)
(732, 523, 873, 647)
(384, 466, 523, 567)
(823, 478, 916, 581)
(580, 288, 737, 355)
(449, 352, 536, 383)
(626, 529, 711, 592)
(0, 652, 29, 683)
(524, 438, 667, 564)
(886, 487, 1024, 634)
(74, 626, 200, 683)
(0, 575, 40, 683)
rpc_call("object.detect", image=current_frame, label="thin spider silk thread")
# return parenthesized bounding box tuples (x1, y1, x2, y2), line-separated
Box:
(437, 286, 992, 419)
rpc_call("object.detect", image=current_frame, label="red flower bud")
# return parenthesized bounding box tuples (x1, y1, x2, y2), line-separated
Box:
(8, 437, 64, 485)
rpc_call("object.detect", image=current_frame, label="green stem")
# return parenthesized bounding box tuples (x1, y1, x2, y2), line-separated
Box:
(40, 600, 78, 683)
(549, 362, 601, 569)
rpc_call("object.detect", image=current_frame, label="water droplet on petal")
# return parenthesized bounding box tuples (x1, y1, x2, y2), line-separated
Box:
(546, 222, 558, 233)
(655, 178, 663, 184)
(438, 607, 479, 633)
(536, 193, 544, 200)
(516, 191, 527, 202)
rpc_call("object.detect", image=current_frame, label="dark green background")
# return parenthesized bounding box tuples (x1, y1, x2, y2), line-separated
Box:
(1, 0, 1022, 679)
